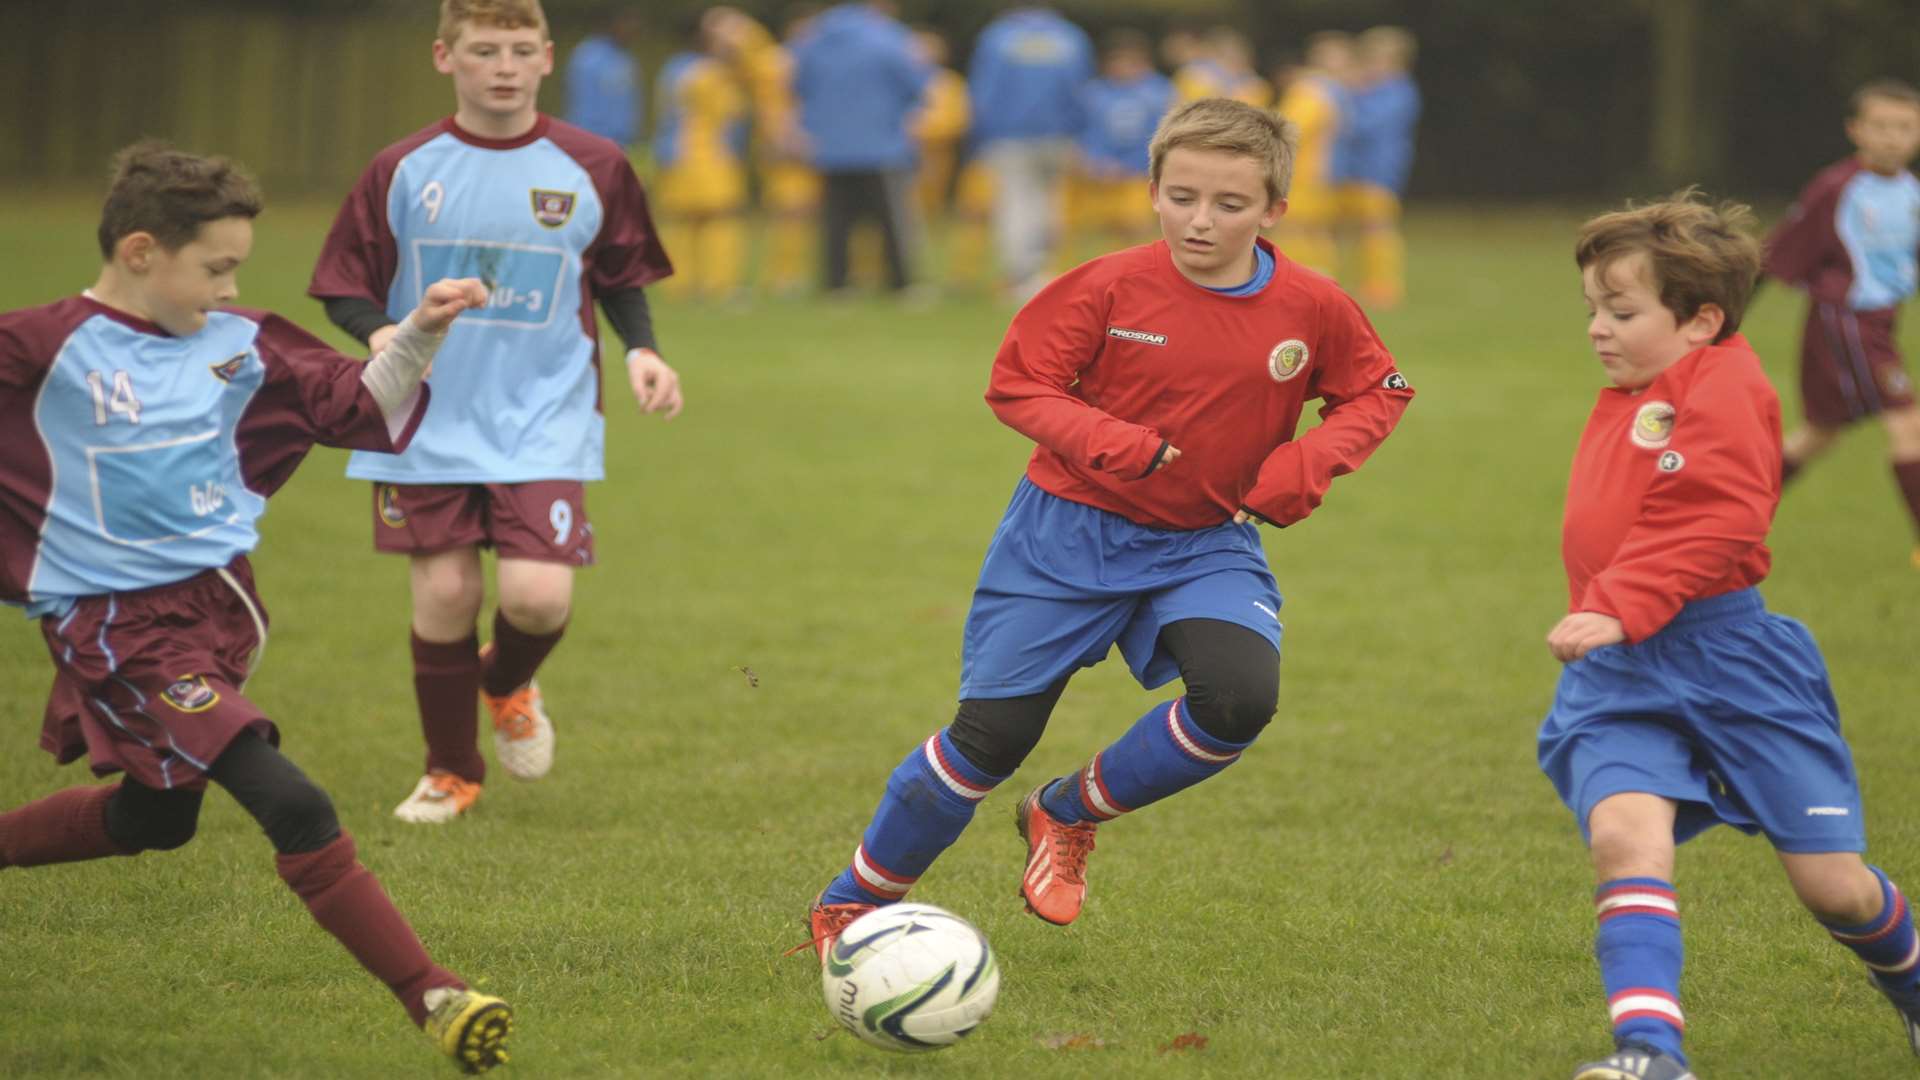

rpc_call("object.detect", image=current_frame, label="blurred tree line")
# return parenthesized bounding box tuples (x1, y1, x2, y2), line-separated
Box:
(4, 0, 1917, 201)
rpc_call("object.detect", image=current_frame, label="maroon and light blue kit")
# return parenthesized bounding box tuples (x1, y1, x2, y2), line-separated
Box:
(0, 298, 425, 788)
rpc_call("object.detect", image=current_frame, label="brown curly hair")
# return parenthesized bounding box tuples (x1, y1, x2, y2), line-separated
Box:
(1574, 188, 1760, 343)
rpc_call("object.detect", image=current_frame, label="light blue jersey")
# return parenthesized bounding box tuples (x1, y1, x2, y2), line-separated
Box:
(310, 116, 672, 486)
(1836, 169, 1920, 310)
(0, 298, 415, 617)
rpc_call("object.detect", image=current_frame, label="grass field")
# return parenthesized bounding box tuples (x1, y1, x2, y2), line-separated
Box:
(2, 195, 1918, 1079)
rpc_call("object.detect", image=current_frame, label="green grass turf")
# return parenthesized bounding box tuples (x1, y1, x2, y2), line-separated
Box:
(2, 194, 1918, 1078)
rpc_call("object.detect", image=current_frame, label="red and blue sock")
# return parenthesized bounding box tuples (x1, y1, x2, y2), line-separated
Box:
(1825, 865, 1920, 991)
(1041, 697, 1250, 824)
(1594, 877, 1686, 1064)
(821, 728, 1006, 907)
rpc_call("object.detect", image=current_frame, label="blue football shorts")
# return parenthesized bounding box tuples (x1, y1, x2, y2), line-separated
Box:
(957, 477, 1284, 700)
(1537, 588, 1865, 854)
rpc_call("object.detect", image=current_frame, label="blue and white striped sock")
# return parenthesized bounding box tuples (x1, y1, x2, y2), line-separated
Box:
(1594, 877, 1686, 1065)
(821, 728, 1007, 906)
(1826, 866, 1920, 992)
(1042, 697, 1251, 825)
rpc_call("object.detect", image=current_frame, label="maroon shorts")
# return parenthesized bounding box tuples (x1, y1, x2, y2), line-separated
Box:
(371, 481, 595, 565)
(37, 557, 276, 791)
(1800, 303, 1915, 427)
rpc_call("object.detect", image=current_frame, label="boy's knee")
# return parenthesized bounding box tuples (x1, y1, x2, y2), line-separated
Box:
(413, 561, 484, 622)
(1183, 660, 1279, 745)
(1586, 811, 1674, 880)
(949, 695, 1054, 777)
(257, 779, 342, 855)
(212, 736, 343, 855)
(104, 787, 202, 852)
(1882, 407, 1920, 455)
(1784, 854, 1884, 925)
(496, 591, 571, 635)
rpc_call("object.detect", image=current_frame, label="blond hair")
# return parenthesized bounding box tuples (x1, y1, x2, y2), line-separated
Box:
(1148, 98, 1296, 206)
(438, 0, 547, 45)
(1574, 188, 1760, 342)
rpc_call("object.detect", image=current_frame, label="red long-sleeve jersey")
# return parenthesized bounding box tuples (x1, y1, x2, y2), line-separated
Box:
(1561, 335, 1779, 642)
(985, 238, 1412, 530)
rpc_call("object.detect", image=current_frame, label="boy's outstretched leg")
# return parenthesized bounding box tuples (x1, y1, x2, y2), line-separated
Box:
(215, 733, 513, 1070)
(803, 722, 1021, 961)
(1784, 852, 1920, 1056)
(2, 777, 209, 868)
(1024, 620, 1275, 925)
(0, 784, 132, 867)
(802, 682, 1063, 961)
(1577, 794, 1690, 1079)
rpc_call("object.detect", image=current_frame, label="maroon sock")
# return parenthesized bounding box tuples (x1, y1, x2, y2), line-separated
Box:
(413, 630, 485, 783)
(276, 831, 463, 1027)
(0, 784, 131, 868)
(1894, 459, 1920, 540)
(481, 610, 567, 697)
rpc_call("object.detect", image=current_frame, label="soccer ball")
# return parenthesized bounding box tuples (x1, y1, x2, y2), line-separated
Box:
(821, 903, 1000, 1051)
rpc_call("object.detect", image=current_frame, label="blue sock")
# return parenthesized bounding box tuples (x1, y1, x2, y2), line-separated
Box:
(820, 728, 1006, 906)
(1825, 866, 1920, 991)
(1594, 877, 1686, 1064)
(1040, 697, 1251, 825)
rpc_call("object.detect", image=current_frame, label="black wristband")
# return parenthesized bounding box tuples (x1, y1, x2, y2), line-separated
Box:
(600, 288, 659, 354)
(322, 296, 396, 347)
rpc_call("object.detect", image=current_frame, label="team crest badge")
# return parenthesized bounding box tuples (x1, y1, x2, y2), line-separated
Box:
(1658, 450, 1686, 473)
(162, 674, 220, 713)
(1630, 400, 1676, 449)
(209, 353, 248, 383)
(1383, 371, 1410, 390)
(378, 484, 408, 527)
(1267, 339, 1309, 382)
(530, 189, 576, 228)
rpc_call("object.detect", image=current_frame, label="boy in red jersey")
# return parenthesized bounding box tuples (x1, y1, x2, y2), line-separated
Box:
(800, 98, 1413, 957)
(1538, 193, 1920, 1080)
(0, 143, 510, 1071)
(1765, 80, 1920, 566)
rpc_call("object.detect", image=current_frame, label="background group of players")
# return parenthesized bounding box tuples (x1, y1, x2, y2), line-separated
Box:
(2, 0, 1920, 1076)
(565, 5, 1419, 308)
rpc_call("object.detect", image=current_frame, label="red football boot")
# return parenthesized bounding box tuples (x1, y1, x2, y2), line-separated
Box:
(1016, 784, 1098, 925)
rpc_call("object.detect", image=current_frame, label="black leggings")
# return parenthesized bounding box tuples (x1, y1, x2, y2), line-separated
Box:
(947, 617, 1280, 777)
(103, 732, 341, 855)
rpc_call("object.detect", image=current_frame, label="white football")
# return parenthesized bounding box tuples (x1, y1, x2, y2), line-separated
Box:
(821, 903, 1000, 1051)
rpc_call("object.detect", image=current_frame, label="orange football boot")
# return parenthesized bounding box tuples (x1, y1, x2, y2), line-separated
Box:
(1016, 784, 1098, 925)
